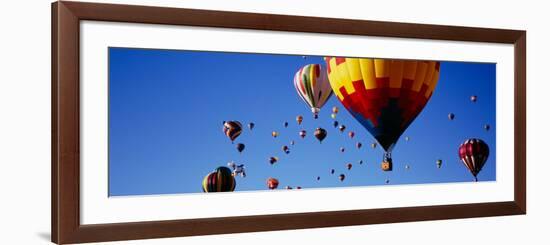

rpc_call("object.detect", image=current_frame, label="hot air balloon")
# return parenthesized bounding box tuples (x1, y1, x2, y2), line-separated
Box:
(359, 160, 364, 165)
(282, 145, 290, 154)
(223, 121, 242, 143)
(405, 136, 410, 141)
(299, 130, 307, 139)
(248, 122, 255, 130)
(267, 177, 279, 190)
(436, 159, 443, 168)
(339, 125, 346, 133)
(325, 57, 441, 171)
(340, 147, 345, 153)
(296, 115, 303, 125)
(236, 143, 245, 153)
(293, 64, 333, 119)
(285, 186, 293, 190)
(332, 106, 339, 114)
(356, 142, 362, 149)
(269, 157, 279, 165)
(302, 55, 307, 59)
(484, 124, 491, 131)
(471, 95, 477, 102)
(228, 161, 246, 178)
(405, 164, 410, 170)
(459, 138, 489, 181)
(348, 131, 355, 139)
(333, 121, 339, 128)
(385, 179, 390, 184)
(331, 113, 337, 119)
(317, 176, 321, 181)
(296, 186, 302, 189)
(371, 142, 377, 149)
(202, 166, 236, 193)
(272, 131, 279, 138)
(339, 174, 346, 182)
(290, 140, 295, 145)
(314, 128, 327, 143)
(448, 113, 455, 120)
(346, 163, 352, 170)
(330, 169, 335, 174)
(284, 122, 289, 128)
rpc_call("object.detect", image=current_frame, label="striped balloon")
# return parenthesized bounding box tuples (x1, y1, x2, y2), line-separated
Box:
(223, 121, 242, 143)
(202, 166, 236, 192)
(293, 64, 333, 118)
(459, 138, 489, 181)
(325, 57, 440, 169)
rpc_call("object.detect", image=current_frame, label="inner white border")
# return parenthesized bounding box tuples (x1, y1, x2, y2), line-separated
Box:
(81, 21, 514, 225)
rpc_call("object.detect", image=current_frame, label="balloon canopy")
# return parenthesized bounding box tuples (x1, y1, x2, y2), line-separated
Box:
(459, 138, 489, 181)
(325, 57, 441, 168)
(293, 64, 333, 118)
(202, 166, 236, 193)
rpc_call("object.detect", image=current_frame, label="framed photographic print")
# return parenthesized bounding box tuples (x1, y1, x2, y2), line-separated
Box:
(52, 1, 526, 244)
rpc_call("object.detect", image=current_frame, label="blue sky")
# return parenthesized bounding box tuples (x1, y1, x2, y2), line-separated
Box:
(108, 47, 496, 196)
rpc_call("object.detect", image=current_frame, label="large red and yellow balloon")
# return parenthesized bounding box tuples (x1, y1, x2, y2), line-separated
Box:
(325, 57, 440, 169)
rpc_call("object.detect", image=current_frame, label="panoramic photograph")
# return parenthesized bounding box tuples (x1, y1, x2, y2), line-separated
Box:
(108, 47, 496, 196)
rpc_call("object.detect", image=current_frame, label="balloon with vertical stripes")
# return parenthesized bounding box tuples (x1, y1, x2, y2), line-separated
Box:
(458, 138, 489, 182)
(202, 166, 236, 192)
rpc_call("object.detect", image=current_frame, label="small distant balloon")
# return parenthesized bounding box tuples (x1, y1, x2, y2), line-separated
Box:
(299, 130, 307, 139)
(356, 142, 362, 149)
(296, 186, 302, 189)
(484, 124, 491, 131)
(290, 140, 295, 145)
(296, 115, 303, 125)
(405, 136, 410, 141)
(269, 157, 279, 165)
(331, 113, 337, 119)
(339, 174, 346, 182)
(267, 177, 279, 190)
(436, 159, 443, 168)
(302, 55, 306, 59)
(284, 122, 289, 128)
(346, 163, 352, 170)
(471, 95, 477, 102)
(371, 142, 377, 149)
(359, 160, 363, 165)
(285, 186, 293, 190)
(316, 176, 321, 181)
(314, 128, 327, 143)
(448, 113, 455, 120)
(339, 125, 346, 133)
(348, 131, 355, 139)
(385, 179, 390, 184)
(340, 147, 345, 153)
(248, 122, 255, 130)
(223, 121, 242, 143)
(272, 131, 279, 138)
(332, 106, 339, 114)
(333, 121, 339, 128)
(330, 169, 335, 174)
(282, 145, 290, 154)
(236, 143, 245, 153)
(459, 138, 489, 182)
(405, 164, 410, 170)
(228, 162, 246, 178)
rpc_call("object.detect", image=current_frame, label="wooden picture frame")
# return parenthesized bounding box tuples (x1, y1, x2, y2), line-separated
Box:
(52, 1, 526, 244)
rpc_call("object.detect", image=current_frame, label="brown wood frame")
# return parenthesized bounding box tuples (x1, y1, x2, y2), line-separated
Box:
(52, 1, 526, 244)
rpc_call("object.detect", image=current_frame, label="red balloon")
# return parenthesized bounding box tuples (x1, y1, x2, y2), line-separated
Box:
(459, 138, 489, 181)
